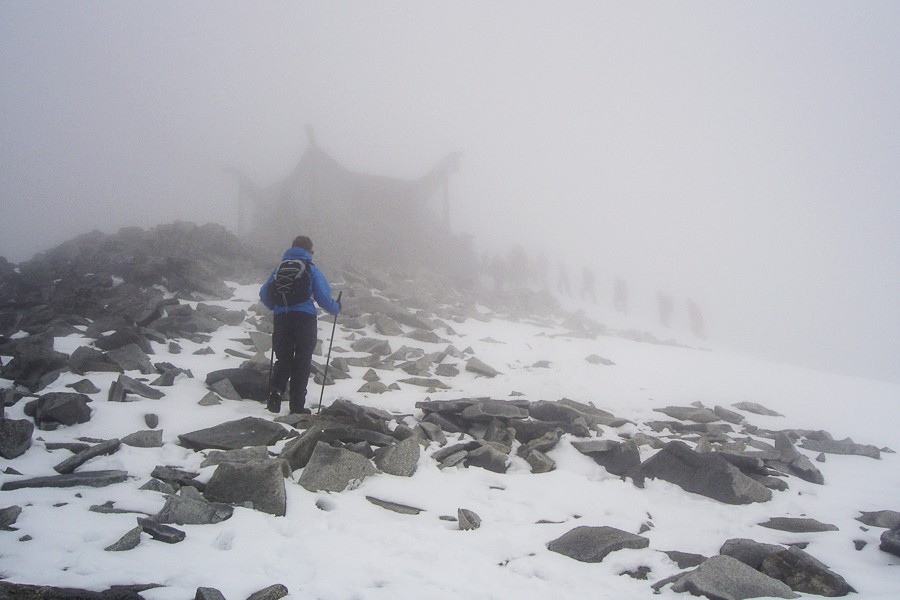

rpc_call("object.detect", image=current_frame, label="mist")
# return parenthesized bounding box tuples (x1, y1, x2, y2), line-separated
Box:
(1, 2, 898, 384)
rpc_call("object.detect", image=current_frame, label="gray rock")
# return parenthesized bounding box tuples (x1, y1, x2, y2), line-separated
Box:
(198, 391, 222, 406)
(632, 441, 772, 505)
(732, 401, 783, 417)
(54, 438, 121, 474)
(178, 416, 290, 451)
(528, 400, 588, 424)
(466, 442, 510, 473)
(398, 377, 450, 389)
(117, 374, 166, 400)
(880, 524, 900, 558)
(547, 525, 649, 562)
(70, 346, 122, 375)
(195, 587, 228, 600)
(157, 489, 234, 524)
(857, 510, 900, 529)
(0, 505, 22, 530)
(0, 418, 33, 459)
(204, 368, 269, 402)
(350, 338, 393, 355)
(137, 517, 186, 544)
(67, 378, 102, 394)
(720, 538, 785, 569)
(33, 392, 92, 427)
(654, 405, 721, 423)
(585, 354, 615, 366)
(525, 449, 555, 473)
(106, 343, 156, 374)
(800, 436, 881, 459)
(374, 438, 421, 477)
(209, 377, 242, 400)
(1, 470, 128, 491)
(671, 555, 798, 599)
(298, 441, 377, 492)
(121, 429, 164, 448)
(204, 460, 289, 516)
(358, 381, 389, 394)
(466, 357, 500, 377)
(104, 526, 143, 551)
(713, 405, 745, 424)
(365, 496, 423, 515)
(760, 545, 852, 596)
(459, 508, 481, 530)
(461, 399, 528, 422)
(571, 439, 640, 476)
(416, 421, 448, 446)
(246, 584, 289, 600)
(201, 446, 270, 468)
(758, 517, 838, 533)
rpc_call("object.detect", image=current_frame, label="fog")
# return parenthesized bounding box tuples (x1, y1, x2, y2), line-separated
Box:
(1, 2, 898, 384)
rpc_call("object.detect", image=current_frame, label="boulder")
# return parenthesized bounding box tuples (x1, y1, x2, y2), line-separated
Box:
(205, 368, 269, 402)
(156, 488, 234, 524)
(106, 343, 156, 374)
(760, 545, 852, 596)
(178, 417, 290, 451)
(466, 357, 500, 377)
(0, 418, 34, 459)
(670, 555, 798, 600)
(571, 439, 640, 476)
(374, 438, 421, 477)
(631, 441, 772, 504)
(461, 399, 528, 422)
(857, 510, 900, 530)
(204, 460, 289, 516)
(32, 392, 92, 428)
(547, 525, 649, 562)
(720, 538, 784, 569)
(758, 517, 838, 533)
(297, 441, 377, 492)
(880, 524, 900, 558)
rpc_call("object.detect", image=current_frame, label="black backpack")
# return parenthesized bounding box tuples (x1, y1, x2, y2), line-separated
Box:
(269, 259, 312, 306)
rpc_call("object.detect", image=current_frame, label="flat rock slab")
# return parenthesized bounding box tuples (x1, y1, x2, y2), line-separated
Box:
(547, 525, 649, 563)
(1, 470, 128, 491)
(671, 555, 798, 600)
(365, 496, 423, 515)
(204, 459, 289, 516)
(178, 417, 290, 451)
(759, 517, 839, 533)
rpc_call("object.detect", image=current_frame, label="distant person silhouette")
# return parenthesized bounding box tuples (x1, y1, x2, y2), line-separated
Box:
(613, 277, 628, 314)
(657, 290, 674, 327)
(687, 298, 706, 339)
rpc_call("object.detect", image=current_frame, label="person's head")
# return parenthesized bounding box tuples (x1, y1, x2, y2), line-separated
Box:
(292, 235, 313, 253)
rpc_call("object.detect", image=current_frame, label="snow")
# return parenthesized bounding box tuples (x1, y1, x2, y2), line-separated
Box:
(1, 282, 898, 599)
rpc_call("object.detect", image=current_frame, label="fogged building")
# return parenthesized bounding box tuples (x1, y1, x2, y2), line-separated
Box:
(233, 127, 474, 280)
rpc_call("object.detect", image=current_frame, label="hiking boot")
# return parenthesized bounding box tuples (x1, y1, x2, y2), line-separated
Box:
(267, 391, 282, 414)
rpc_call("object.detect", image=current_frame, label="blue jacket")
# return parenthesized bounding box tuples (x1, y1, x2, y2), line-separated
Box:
(259, 247, 340, 316)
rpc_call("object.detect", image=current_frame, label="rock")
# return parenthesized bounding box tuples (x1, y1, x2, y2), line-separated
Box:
(800, 436, 881, 459)
(195, 587, 228, 600)
(466, 357, 500, 377)
(204, 459, 289, 516)
(67, 378, 102, 394)
(720, 538, 784, 569)
(53, 438, 121, 474)
(200, 446, 270, 468)
(94, 329, 153, 354)
(178, 416, 290, 451)
(350, 338, 393, 355)
(157, 488, 234, 524)
(137, 517, 186, 544)
(398, 377, 450, 389)
(632, 441, 772, 504)
(247, 584, 289, 600)
(585, 354, 614, 366)
(461, 399, 528, 422)
(32, 392, 92, 428)
(0, 418, 34, 459)
(208, 377, 242, 400)
(459, 508, 481, 530)
(106, 343, 156, 374)
(298, 441, 377, 492)
(121, 429, 164, 448)
(525, 449, 555, 473)
(571, 439, 640, 476)
(68, 346, 122, 374)
(713, 405, 745, 424)
(358, 381, 389, 394)
(204, 368, 269, 402)
(151, 465, 202, 489)
(670, 555, 798, 600)
(732, 401, 783, 417)
(758, 517, 838, 533)
(857, 510, 900, 529)
(116, 374, 166, 400)
(0, 581, 146, 598)
(0, 505, 22, 530)
(1, 344, 70, 392)
(547, 525, 649, 562)
(760, 545, 852, 596)
(374, 438, 421, 477)
(466, 442, 510, 473)
(654, 405, 721, 423)
(104, 525, 143, 552)
(1, 470, 128, 491)
(878, 524, 900, 558)
(365, 496, 423, 515)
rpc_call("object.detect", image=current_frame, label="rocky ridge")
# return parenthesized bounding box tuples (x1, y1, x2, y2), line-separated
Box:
(0, 224, 898, 599)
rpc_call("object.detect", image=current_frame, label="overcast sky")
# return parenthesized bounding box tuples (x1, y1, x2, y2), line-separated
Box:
(1, 2, 898, 384)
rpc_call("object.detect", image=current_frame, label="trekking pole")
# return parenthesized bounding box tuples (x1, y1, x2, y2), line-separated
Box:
(317, 291, 341, 414)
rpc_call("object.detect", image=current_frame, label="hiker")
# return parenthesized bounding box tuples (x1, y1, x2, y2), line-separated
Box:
(259, 235, 341, 414)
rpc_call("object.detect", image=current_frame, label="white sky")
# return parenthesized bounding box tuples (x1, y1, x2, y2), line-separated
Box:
(1, 2, 898, 382)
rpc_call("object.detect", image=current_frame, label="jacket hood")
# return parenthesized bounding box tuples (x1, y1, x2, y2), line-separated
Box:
(281, 247, 313, 261)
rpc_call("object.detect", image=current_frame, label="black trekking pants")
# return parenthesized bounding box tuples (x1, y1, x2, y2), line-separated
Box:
(271, 310, 318, 412)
